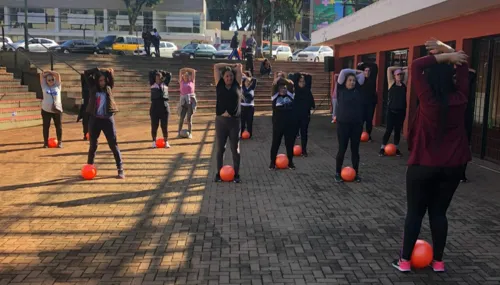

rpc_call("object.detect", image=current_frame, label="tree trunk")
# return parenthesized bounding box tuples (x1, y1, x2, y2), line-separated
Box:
(254, 0, 264, 58)
(128, 14, 137, 35)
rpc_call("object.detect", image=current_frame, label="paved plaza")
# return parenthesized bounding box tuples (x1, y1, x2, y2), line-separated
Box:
(0, 111, 500, 285)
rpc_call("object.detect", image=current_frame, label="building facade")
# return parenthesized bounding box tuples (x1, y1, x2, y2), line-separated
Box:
(0, 0, 208, 44)
(311, 0, 500, 162)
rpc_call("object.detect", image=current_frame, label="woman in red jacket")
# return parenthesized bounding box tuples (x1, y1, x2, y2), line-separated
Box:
(393, 39, 470, 273)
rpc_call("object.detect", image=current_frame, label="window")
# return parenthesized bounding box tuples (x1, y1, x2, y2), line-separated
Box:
(160, 42, 166, 48)
(115, 37, 124, 43)
(284, 47, 291, 52)
(29, 39, 40, 44)
(166, 43, 174, 48)
(166, 14, 201, 34)
(41, 39, 53, 44)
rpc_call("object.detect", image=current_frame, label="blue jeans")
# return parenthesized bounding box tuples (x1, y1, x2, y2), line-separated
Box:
(228, 48, 240, 60)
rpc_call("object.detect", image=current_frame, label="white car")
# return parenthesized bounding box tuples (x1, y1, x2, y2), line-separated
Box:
(8, 38, 58, 52)
(267, 45, 293, 61)
(295, 45, 334, 62)
(1, 37, 13, 50)
(133, 41, 178, 58)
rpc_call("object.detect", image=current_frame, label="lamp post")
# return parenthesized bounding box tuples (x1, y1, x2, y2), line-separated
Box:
(24, 0, 28, 50)
(269, 0, 276, 60)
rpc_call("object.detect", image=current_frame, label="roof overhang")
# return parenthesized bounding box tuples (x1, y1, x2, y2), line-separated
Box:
(311, 0, 500, 46)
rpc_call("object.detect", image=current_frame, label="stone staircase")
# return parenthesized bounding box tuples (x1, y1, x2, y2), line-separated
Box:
(0, 66, 42, 130)
(23, 53, 332, 117)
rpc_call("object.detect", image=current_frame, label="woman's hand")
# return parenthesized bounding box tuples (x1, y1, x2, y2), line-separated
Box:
(448, 51, 468, 65)
(425, 38, 455, 54)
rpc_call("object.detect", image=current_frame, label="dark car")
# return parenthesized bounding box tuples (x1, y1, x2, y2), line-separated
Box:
(95, 35, 117, 54)
(49, 40, 97, 54)
(172, 43, 217, 59)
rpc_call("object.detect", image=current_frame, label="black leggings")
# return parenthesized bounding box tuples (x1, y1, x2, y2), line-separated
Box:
(41, 109, 62, 144)
(362, 104, 375, 136)
(401, 165, 464, 261)
(150, 107, 169, 141)
(215, 116, 241, 175)
(297, 114, 310, 152)
(87, 116, 123, 169)
(336, 122, 363, 173)
(240, 105, 254, 136)
(382, 110, 406, 146)
(270, 116, 295, 166)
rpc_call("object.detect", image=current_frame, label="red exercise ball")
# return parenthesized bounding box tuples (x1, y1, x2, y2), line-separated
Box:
(341, 167, 356, 182)
(293, 145, 302, 156)
(85, 133, 90, 140)
(275, 154, 289, 169)
(411, 240, 433, 269)
(81, 164, 97, 180)
(156, 138, 166, 148)
(47, 138, 58, 148)
(241, 131, 251, 139)
(385, 144, 397, 156)
(361, 132, 370, 142)
(220, 165, 235, 182)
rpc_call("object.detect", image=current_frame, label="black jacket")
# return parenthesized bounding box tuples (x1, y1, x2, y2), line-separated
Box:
(336, 84, 363, 123)
(290, 72, 315, 114)
(357, 62, 378, 105)
(149, 70, 172, 111)
(230, 35, 239, 49)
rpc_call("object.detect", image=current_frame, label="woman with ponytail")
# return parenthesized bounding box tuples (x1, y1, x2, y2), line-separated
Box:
(292, 72, 315, 157)
(149, 70, 172, 148)
(393, 39, 470, 273)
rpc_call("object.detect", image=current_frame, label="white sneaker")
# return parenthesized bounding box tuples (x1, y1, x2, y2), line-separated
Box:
(188, 133, 193, 139)
(152, 141, 157, 149)
(165, 141, 171, 148)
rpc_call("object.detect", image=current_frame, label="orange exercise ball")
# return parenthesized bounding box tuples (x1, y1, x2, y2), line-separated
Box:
(385, 144, 397, 156)
(81, 164, 97, 180)
(411, 240, 433, 269)
(242, 131, 251, 139)
(85, 133, 90, 140)
(293, 145, 302, 156)
(275, 154, 289, 169)
(156, 138, 166, 148)
(341, 167, 356, 182)
(220, 165, 235, 182)
(47, 138, 58, 148)
(361, 132, 370, 142)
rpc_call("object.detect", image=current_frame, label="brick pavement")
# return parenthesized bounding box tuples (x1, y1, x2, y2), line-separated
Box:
(0, 111, 499, 285)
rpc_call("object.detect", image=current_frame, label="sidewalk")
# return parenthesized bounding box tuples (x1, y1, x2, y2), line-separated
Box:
(0, 112, 499, 285)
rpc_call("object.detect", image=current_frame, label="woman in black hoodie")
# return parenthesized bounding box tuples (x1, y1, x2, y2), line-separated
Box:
(358, 62, 378, 142)
(269, 73, 296, 170)
(334, 68, 366, 183)
(291, 72, 315, 156)
(149, 70, 172, 148)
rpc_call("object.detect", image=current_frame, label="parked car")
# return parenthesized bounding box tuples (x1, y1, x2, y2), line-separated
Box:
(7, 38, 58, 52)
(49, 39, 97, 54)
(1, 37, 13, 50)
(290, 49, 303, 61)
(263, 45, 293, 61)
(95, 35, 117, 54)
(133, 41, 178, 58)
(172, 43, 217, 59)
(214, 45, 233, 59)
(112, 36, 144, 55)
(294, 45, 334, 62)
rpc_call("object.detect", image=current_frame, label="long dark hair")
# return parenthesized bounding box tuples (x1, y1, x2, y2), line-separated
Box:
(425, 63, 455, 144)
(94, 71, 112, 92)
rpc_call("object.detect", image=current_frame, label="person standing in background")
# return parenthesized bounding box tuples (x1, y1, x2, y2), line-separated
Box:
(142, 29, 151, 56)
(228, 31, 240, 60)
(357, 62, 379, 142)
(241, 34, 247, 61)
(152, 28, 161, 57)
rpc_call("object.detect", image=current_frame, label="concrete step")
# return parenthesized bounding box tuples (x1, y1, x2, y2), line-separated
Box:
(0, 92, 37, 100)
(0, 85, 29, 92)
(0, 114, 42, 130)
(0, 98, 41, 108)
(0, 73, 14, 80)
(0, 106, 40, 118)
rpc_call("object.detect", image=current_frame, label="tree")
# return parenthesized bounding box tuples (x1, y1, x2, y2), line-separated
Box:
(252, 0, 303, 58)
(123, 0, 162, 35)
(207, 0, 242, 30)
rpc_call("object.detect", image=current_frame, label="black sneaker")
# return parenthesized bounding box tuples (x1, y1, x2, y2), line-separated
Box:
(117, 169, 125, 179)
(233, 175, 241, 183)
(368, 137, 373, 143)
(43, 144, 48, 148)
(288, 163, 296, 170)
(57, 142, 63, 148)
(334, 173, 343, 183)
(461, 178, 468, 183)
(355, 175, 362, 183)
(214, 173, 222, 182)
(83, 136, 87, 141)
(302, 151, 308, 157)
(396, 149, 402, 157)
(379, 149, 385, 157)
(269, 163, 276, 170)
